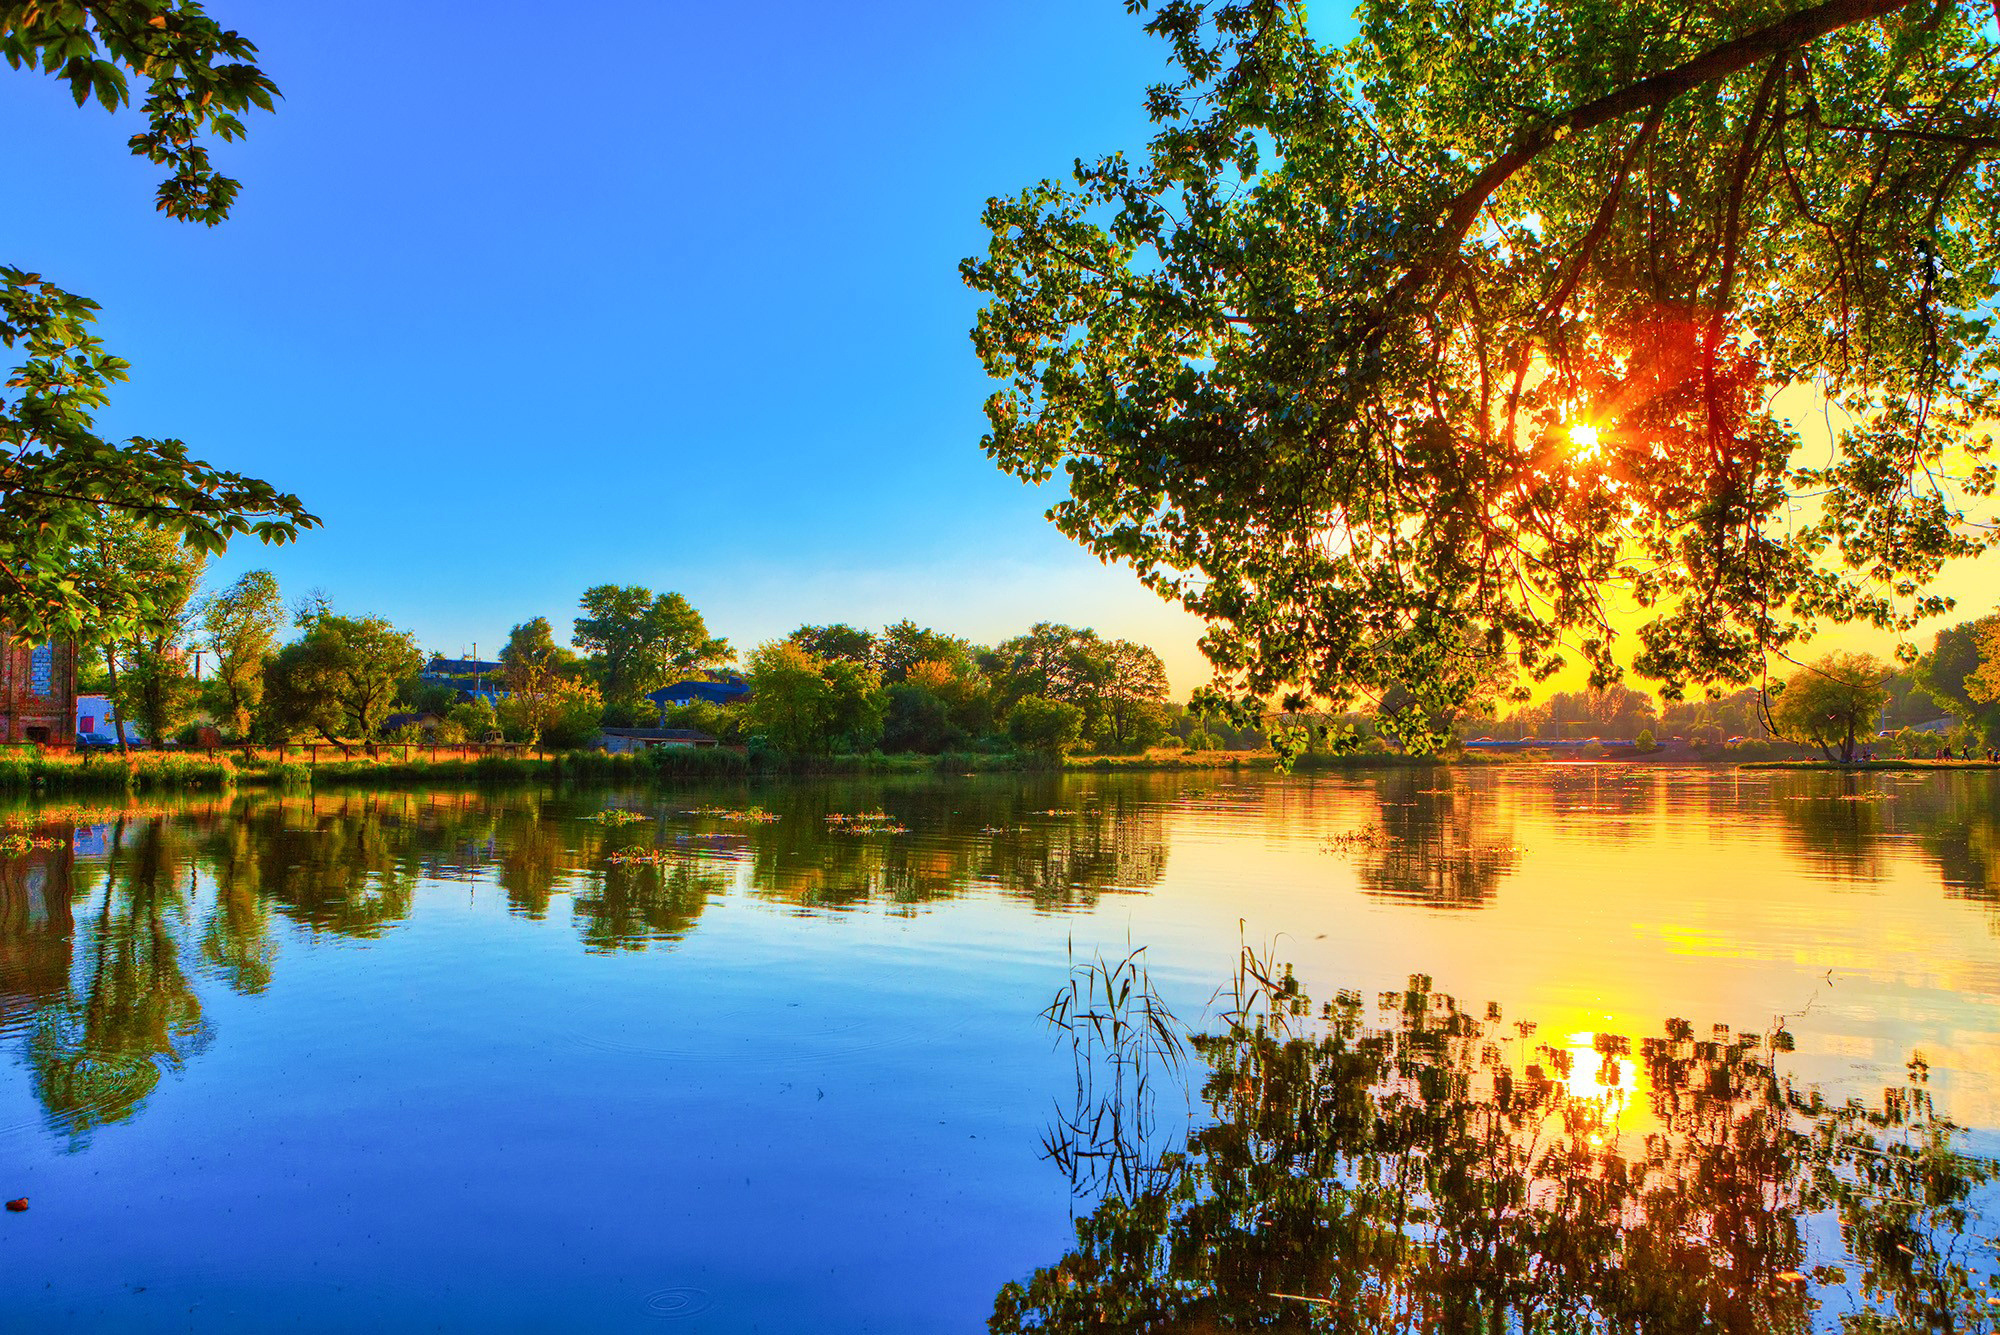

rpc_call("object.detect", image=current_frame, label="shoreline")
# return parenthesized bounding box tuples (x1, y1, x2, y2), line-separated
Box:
(3, 746, 1996, 796)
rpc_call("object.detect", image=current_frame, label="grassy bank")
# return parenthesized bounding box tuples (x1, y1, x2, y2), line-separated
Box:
(1740, 758, 2000, 771)
(16, 743, 1960, 796)
(0, 749, 244, 793)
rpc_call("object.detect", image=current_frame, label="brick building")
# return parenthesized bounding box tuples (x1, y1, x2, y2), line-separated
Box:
(0, 633, 77, 748)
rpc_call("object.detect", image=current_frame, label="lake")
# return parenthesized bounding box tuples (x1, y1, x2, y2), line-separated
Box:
(1, 767, 1997, 1331)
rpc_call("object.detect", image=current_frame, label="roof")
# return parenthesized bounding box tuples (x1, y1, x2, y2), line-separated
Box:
(647, 677, 750, 706)
(424, 657, 502, 678)
(381, 711, 443, 732)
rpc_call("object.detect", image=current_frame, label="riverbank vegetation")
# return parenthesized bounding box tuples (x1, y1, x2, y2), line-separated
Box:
(40, 567, 2000, 783)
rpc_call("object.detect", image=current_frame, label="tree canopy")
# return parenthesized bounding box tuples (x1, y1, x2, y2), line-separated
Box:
(264, 610, 423, 747)
(1770, 650, 1894, 760)
(571, 585, 731, 710)
(1, 1, 313, 637)
(199, 569, 282, 739)
(966, 0, 1999, 742)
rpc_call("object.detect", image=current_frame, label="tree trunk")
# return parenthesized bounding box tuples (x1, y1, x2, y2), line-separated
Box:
(104, 645, 128, 752)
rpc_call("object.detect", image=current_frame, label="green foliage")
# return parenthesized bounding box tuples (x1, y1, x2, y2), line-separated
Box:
(1771, 652, 1895, 763)
(965, 0, 2000, 723)
(786, 622, 877, 666)
(0, 6, 311, 636)
(0, 0, 281, 224)
(498, 677, 601, 750)
(1634, 727, 1657, 753)
(877, 619, 979, 683)
(1513, 685, 1662, 741)
(65, 514, 205, 745)
(657, 700, 745, 745)
(990, 623, 1172, 750)
(199, 569, 282, 738)
(446, 696, 503, 744)
(744, 640, 886, 755)
(1006, 694, 1084, 758)
(262, 610, 424, 745)
(497, 617, 589, 746)
(882, 681, 966, 754)
(572, 585, 731, 709)
(1915, 614, 2000, 746)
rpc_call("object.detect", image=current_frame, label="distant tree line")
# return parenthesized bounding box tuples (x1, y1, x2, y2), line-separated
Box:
(66, 512, 2000, 763)
(1458, 614, 2000, 762)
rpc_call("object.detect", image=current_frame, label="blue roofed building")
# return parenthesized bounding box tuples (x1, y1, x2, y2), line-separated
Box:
(422, 656, 503, 683)
(647, 674, 749, 710)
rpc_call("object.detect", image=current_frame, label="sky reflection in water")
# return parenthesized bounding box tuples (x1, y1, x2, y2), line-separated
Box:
(0, 769, 1995, 1331)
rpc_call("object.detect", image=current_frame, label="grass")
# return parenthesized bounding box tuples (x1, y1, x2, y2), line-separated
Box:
(0, 749, 241, 793)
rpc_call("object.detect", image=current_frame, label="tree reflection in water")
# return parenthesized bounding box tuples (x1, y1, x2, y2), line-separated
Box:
(1003, 967, 1999, 1334)
(1356, 772, 1523, 910)
(26, 820, 212, 1146)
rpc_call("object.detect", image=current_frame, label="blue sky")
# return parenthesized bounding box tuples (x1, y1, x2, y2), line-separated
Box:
(2, 2, 1348, 689)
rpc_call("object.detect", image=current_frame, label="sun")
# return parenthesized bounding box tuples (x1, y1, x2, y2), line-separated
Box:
(1568, 423, 1601, 450)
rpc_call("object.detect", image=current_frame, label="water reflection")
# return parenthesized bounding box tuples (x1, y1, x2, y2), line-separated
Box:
(28, 821, 212, 1145)
(0, 781, 1175, 1140)
(1358, 772, 1523, 909)
(1005, 968, 2000, 1334)
(3, 771, 1999, 1160)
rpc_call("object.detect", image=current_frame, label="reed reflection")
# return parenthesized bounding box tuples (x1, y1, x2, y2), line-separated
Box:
(1007, 962, 2000, 1334)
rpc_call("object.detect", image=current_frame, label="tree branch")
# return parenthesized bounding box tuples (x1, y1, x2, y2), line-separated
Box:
(1436, 0, 1918, 250)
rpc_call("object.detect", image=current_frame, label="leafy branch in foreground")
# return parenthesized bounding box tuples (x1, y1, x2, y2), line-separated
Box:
(966, 0, 1999, 749)
(0, 2, 310, 635)
(0, 0, 278, 223)
(0, 269, 315, 638)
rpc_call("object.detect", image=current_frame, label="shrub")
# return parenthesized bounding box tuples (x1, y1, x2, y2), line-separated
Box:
(1007, 695, 1084, 758)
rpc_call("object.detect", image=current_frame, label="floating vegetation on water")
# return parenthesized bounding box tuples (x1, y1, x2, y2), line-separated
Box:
(1323, 827, 1384, 854)
(824, 811, 909, 835)
(689, 806, 780, 823)
(580, 809, 650, 825)
(1787, 791, 1893, 803)
(605, 848, 680, 865)
(0, 831, 63, 854)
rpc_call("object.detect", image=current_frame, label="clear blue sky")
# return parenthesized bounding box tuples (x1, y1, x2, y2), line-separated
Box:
(3, 2, 1350, 690)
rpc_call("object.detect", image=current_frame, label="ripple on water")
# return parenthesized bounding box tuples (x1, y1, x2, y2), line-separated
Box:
(644, 1287, 715, 1320)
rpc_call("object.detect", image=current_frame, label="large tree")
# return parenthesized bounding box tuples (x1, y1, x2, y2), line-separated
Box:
(199, 569, 283, 739)
(1771, 651, 1894, 761)
(498, 617, 591, 748)
(263, 611, 423, 749)
(1093, 638, 1172, 751)
(70, 514, 205, 747)
(1913, 613, 2000, 744)
(743, 640, 885, 755)
(966, 0, 1998, 746)
(572, 585, 731, 711)
(1, 2, 314, 637)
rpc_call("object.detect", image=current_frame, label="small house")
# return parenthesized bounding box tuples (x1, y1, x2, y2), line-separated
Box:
(74, 693, 140, 745)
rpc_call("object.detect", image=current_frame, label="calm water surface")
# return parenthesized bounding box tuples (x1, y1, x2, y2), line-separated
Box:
(0, 767, 1996, 1331)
